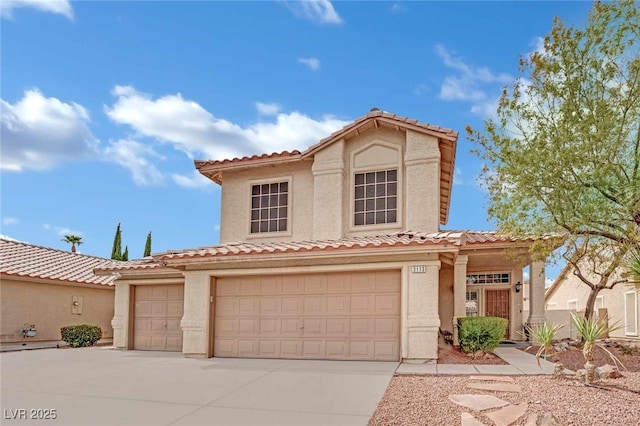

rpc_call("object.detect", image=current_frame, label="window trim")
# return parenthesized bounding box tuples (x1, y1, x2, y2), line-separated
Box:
(625, 290, 638, 336)
(348, 141, 403, 232)
(246, 175, 293, 239)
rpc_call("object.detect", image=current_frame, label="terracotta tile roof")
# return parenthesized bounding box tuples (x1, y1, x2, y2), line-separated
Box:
(194, 150, 302, 169)
(0, 238, 119, 286)
(303, 110, 458, 157)
(94, 258, 164, 273)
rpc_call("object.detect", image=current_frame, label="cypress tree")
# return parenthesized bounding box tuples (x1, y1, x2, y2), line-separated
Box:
(122, 245, 129, 261)
(111, 223, 122, 260)
(143, 231, 152, 257)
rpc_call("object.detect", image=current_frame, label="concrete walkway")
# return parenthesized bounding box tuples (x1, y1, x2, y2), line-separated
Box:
(396, 347, 567, 375)
(0, 339, 112, 352)
(1, 347, 396, 426)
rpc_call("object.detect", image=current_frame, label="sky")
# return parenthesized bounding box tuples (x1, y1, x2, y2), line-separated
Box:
(1, 0, 596, 281)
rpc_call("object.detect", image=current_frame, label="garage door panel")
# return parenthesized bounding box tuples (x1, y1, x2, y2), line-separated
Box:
(260, 297, 280, 314)
(259, 318, 280, 335)
(260, 277, 282, 294)
(375, 294, 399, 314)
(281, 297, 302, 315)
(326, 318, 349, 336)
(238, 339, 259, 357)
(304, 275, 326, 293)
(327, 295, 349, 314)
(302, 318, 326, 336)
(351, 295, 372, 313)
(281, 319, 301, 336)
(326, 340, 349, 358)
(134, 284, 184, 352)
(303, 296, 325, 314)
(375, 318, 398, 335)
(214, 271, 399, 361)
(302, 340, 325, 358)
(259, 340, 280, 357)
(350, 341, 373, 358)
(374, 341, 398, 360)
(282, 276, 303, 293)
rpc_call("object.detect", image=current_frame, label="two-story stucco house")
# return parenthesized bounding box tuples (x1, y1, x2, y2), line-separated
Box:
(97, 109, 549, 362)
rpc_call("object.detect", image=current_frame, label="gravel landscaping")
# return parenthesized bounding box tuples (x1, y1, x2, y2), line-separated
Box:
(371, 341, 640, 425)
(369, 373, 640, 426)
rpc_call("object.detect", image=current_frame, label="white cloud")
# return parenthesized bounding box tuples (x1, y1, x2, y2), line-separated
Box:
(283, 0, 342, 24)
(43, 224, 51, 230)
(172, 170, 211, 189)
(413, 83, 430, 96)
(435, 44, 512, 113)
(56, 227, 82, 237)
(390, 2, 407, 14)
(453, 168, 463, 186)
(105, 85, 349, 164)
(2, 217, 19, 226)
(104, 139, 165, 186)
(1, 0, 73, 20)
(298, 57, 321, 71)
(545, 277, 555, 288)
(1, 89, 99, 171)
(256, 102, 281, 116)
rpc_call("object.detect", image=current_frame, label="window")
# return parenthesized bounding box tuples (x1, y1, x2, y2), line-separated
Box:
(546, 302, 558, 310)
(250, 181, 288, 233)
(466, 273, 510, 285)
(466, 291, 479, 317)
(567, 299, 578, 311)
(625, 291, 638, 336)
(354, 169, 397, 226)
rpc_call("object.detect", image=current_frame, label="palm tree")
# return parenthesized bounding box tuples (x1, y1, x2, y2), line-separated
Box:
(61, 235, 83, 253)
(630, 249, 640, 283)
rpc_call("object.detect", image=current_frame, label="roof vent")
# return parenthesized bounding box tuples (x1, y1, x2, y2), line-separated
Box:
(370, 107, 381, 112)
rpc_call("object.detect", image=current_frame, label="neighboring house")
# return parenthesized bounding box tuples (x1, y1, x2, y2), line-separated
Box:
(97, 109, 550, 362)
(0, 238, 116, 343)
(545, 265, 639, 340)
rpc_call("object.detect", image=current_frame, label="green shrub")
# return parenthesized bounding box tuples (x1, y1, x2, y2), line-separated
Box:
(60, 324, 102, 347)
(457, 316, 507, 356)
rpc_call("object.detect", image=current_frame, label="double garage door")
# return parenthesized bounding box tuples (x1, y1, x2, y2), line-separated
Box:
(214, 270, 400, 361)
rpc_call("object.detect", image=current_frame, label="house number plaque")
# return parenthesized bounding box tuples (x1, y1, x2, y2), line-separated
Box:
(411, 266, 426, 273)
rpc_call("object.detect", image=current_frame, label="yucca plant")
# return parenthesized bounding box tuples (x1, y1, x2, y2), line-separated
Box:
(571, 313, 624, 383)
(523, 323, 565, 379)
(629, 249, 640, 283)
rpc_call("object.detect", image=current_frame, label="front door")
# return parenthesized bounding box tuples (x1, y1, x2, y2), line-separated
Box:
(485, 289, 510, 339)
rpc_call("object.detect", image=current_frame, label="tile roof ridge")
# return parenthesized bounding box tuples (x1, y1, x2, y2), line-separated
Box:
(0, 237, 116, 262)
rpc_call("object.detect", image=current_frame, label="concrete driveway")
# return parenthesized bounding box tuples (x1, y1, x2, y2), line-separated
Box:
(0, 347, 397, 426)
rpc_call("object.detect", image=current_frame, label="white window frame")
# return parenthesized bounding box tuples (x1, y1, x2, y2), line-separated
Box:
(246, 176, 293, 239)
(546, 302, 557, 310)
(567, 299, 578, 311)
(625, 291, 638, 336)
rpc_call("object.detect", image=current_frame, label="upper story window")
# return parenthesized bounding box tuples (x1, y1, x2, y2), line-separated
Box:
(354, 169, 397, 226)
(250, 182, 288, 233)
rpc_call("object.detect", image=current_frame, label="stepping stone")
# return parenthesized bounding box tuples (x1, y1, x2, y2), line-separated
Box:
(461, 412, 487, 426)
(449, 394, 510, 411)
(485, 403, 528, 426)
(469, 375, 515, 383)
(466, 383, 522, 393)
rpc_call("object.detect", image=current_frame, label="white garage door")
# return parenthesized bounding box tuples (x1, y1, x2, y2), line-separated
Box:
(134, 284, 184, 351)
(214, 271, 400, 361)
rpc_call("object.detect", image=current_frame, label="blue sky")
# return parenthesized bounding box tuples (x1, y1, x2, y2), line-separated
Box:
(1, 0, 595, 280)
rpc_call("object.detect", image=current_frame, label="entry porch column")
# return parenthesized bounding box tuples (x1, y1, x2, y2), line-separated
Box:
(452, 255, 468, 345)
(181, 271, 212, 358)
(527, 261, 547, 327)
(111, 280, 130, 349)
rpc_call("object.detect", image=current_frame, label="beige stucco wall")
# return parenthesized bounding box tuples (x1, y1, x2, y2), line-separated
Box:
(219, 126, 443, 243)
(220, 161, 314, 243)
(546, 270, 640, 339)
(0, 278, 114, 343)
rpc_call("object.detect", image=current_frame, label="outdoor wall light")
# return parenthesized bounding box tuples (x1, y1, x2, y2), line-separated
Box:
(515, 281, 523, 293)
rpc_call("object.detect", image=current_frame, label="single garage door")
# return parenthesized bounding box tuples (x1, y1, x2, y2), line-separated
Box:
(134, 284, 184, 351)
(214, 271, 400, 361)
